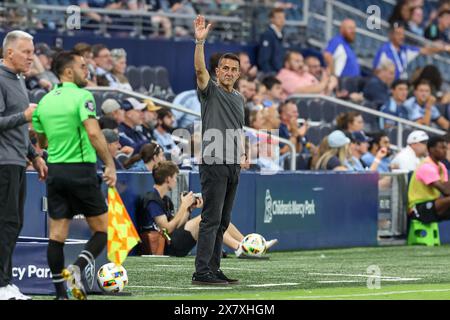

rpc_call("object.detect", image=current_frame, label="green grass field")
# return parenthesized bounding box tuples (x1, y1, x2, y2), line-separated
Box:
(34, 245, 450, 300)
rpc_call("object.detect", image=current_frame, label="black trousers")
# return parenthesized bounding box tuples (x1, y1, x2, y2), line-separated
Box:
(195, 164, 240, 274)
(0, 165, 26, 287)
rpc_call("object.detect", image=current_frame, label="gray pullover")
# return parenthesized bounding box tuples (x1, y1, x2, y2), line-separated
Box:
(0, 63, 37, 167)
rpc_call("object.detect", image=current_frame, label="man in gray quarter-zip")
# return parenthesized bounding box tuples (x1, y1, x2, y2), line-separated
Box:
(0, 31, 48, 300)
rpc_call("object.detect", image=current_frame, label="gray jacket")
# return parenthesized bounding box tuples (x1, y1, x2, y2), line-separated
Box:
(0, 63, 37, 167)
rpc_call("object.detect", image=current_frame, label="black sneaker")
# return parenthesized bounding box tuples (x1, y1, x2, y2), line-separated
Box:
(214, 269, 239, 284)
(192, 272, 229, 286)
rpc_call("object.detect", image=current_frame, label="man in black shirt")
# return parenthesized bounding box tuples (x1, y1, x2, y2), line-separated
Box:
(192, 15, 249, 286)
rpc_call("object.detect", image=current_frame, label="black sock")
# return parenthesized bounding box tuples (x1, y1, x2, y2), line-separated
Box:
(47, 239, 67, 298)
(74, 232, 107, 272)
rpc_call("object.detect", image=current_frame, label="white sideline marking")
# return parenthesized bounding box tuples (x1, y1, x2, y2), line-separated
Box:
(152, 265, 247, 271)
(317, 278, 421, 284)
(141, 255, 171, 258)
(128, 285, 232, 290)
(247, 283, 299, 288)
(309, 272, 421, 280)
(291, 288, 450, 299)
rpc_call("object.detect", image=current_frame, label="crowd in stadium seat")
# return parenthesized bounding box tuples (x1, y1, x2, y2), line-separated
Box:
(15, 0, 450, 177)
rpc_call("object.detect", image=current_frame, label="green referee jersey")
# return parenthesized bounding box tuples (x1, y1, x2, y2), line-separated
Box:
(32, 82, 97, 163)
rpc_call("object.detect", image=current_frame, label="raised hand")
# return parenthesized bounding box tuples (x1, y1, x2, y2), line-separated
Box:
(194, 15, 211, 41)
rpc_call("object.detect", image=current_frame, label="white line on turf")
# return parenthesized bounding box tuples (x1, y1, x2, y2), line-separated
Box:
(317, 278, 421, 283)
(309, 272, 420, 279)
(140, 255, 171, 258)
(127, 285, 232, 290)
(152, 265, 247, 271)
(291, 288, 450, 299)
(246, 283, 299, 287)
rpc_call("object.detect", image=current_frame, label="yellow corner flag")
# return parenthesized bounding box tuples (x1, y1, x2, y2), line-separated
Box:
(107, 187, 140, 266)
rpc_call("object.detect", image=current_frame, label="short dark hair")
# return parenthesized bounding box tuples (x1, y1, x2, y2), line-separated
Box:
(414, 79, 432, 90)
(262, 76, 281, 90)
(91, 44, 108, 58)
(283, 50, 300, 65)
(367, 131, 387, 149)
(438, 9, 450, 18)
(152, 161, 179, 185)
(99, 116, 119, 130)
(73, 42, 92, 56)
(335, 111, 362, 131)
(51, 51, 80, 78)
(427, 135, 447, 150)
(389, 21, 406, 32)
(157, 107, 173, 120)
(218, 53, 240, 68)
(278, 100, 296, 115)
(391, 79, 409, 89)
(269, 7, 284, 18)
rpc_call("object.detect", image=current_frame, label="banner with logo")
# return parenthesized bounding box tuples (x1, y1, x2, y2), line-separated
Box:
(255, 172, 379, 249)
(189, 171, 379, 250)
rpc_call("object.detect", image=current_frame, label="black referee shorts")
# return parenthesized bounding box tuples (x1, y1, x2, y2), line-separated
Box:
(46, 163, 107, 220)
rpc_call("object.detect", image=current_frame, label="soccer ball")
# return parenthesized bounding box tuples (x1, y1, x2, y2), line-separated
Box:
(97, 263, 128, 293)
(241, 233, 267, 257)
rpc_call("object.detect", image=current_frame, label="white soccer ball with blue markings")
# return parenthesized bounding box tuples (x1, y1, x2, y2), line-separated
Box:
(97, 263, 128, 293)
(241, 233, 267, 257)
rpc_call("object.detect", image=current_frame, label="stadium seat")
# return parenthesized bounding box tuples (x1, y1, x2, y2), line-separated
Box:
(297, 99, 310, 119)
(321, 101, 336, 123)
(387, 127, 398, 146)
(153, 66, 174, 100)
(402, 127, 414, 146)
(407, 219, 440, 246)
(307, 99, 323, 122)
(126, 65, 142, 91)
(364, 112, 379, 132)
(307, 126, 321, 145)
(102, 91, 120, 101)
(139, 65, 156, 93)
(339, 77, 366, 94)
(92, 92, 104, 116)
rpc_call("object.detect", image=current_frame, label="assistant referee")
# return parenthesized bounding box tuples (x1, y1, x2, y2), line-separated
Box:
(192, 15, 249, 286)
(32, 51, 116, 300)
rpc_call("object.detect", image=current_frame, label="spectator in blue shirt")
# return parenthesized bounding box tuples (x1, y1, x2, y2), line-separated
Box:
(257, 8, 286, 73)
(323, 19, 360, 78)
(99, 129, 125, 170)
(261, 76, 284, 109)
(123, 142, 165, 172)
(362, 60, 396, 109)
(361, 132, 392, 173)
(403, 79, 450, 130)
(379, 79, 409, 129)
(373, 22, 450, 80)
(118, 98, 149, 152)
(153, 108, 181, 157)
(407, 6, 425, 37)
(278, 100, 307, 155)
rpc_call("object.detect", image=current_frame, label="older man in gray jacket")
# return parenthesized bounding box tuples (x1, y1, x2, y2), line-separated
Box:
(0, 31, 47, 300)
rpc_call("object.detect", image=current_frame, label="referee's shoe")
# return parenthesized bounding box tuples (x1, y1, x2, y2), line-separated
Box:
(62, 265, 87, 300)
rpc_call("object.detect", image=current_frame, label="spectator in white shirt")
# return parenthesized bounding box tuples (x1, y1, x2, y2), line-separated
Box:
(391, 130, 429, 172)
